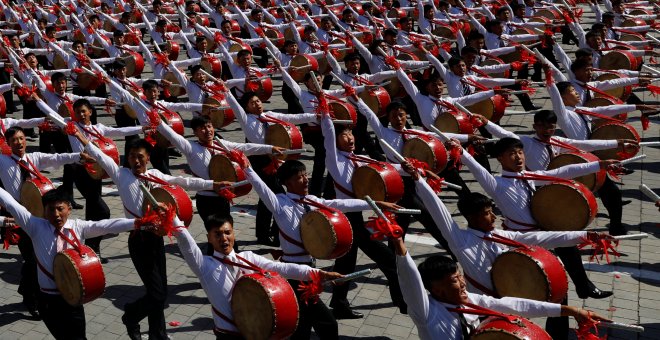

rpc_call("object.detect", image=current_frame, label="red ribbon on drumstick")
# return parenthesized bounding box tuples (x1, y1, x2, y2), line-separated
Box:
(134, 202, 180, 240)
(217, 188, 237, 204)
(2, 225, 20, 250)
(578, 236, 620, 264)
(365, 210, 403, 240)
(298, 270, 323, 304)
(576, 311, 606, 340)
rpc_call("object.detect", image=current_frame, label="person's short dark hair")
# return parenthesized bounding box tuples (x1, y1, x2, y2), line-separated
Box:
(237, 49, 252, 59)
(485, 20, 502, 32)
(277, 160, 307, 183)
(457, 192, 493, 218)
(283, 39, 297, 49)
(142, 79, 159, 92)
(575, 48, 594, 59)
(250, 8, 262, 17)
(121, 12, 131, 20)
(334, 124, 353, 139)
(320, 17, 332, 24)
(190, 64, 203, 76)
(460, 46, 479, 56)
(438, 1, 450, 8)
(239, 91, 259, 108)
(186, 11, 198, 17)
(113, 30, 125, 38)
(38, 18, 48, 25)
(4, 126, 24, 140)
(590, 23, 606, 32)
(386, 101, 407, 116)
(24, 52, 36, 59)
(570, 58, 591, 73)
(585, 31, 600, 41)
(493, 137, 524, 157)
(418, 255, 458, 291)
(51, 72, 67, 83)
(126, 138, 153, 155)
(448, 57, 463, 67)
(89, 14, 100, 22)
(556, 81, 574, 95)
(602, 12, 615, 20)
(510, 3, 523, 12)
(383, 28, 398, 38)
(191, 115, 212, 130)
(368, 39, 386, 53)
(423, 4, 434, 12)
(303, 26, 315, 34)
(496, 7, 510, 16)
(72, 40, 84, 49)
(362, 2, 373, 10)
(342, 8, 353, 17)
(221, 19, 232, 28)
(466, 31, 485, 42)
(195, 35, 206, 44)
(42, 186, 73, 208)
(399, 16, 411, 25)
(73, 98, 93, 111)
(534, 110, 558, 124)
(45, 26, 56, 35)
(204, 214, 234, 231)
(153, 0, 162, 7)
(343, 52, 361, 63)
(111, 59, 127, 70)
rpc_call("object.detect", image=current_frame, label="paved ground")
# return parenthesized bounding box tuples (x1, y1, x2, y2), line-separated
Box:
(0, 11, 659, 340)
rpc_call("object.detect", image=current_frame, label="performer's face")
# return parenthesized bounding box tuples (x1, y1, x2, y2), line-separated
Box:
(469, 38, 485, 50)
(54, 79, 67, 94)
(345, 59, 360, 74)
(197, 39, 208, 53)
(497, 147, 526, 172)
(587, 36, 602, 50)
(128, 147, 150, 174)
(207, 222, 235, 255)
(8, 130, 26, 156)
(304, 75, 323, 92)
(238, 53, 252, 68)
(194, 122, 215, 144)
(574, 67, 593, 83)
(430, 270, 469, 305)
(462, 53, 477, 68)
(192, 70, 206, 84)
(532, 121, 556, 141)
(450, 61, 467, 77)
(74, 105, 93, 124)
(336, 128, 355, 153)
(144, 86, 160, 101)
(221, 22, 232, 35)
(114, 66, 127, 79)
(284, 171, 309, 196)
(245, 95, 263, 114)
(425, 79, 445, 98)
(468, 206, 497, 232)
(44, 201, 72, 229)
(560, 86, 581, 107)
(388, 108, 407, 131)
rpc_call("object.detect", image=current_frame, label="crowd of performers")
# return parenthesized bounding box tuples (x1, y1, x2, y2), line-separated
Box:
(0, 0, 658, 338)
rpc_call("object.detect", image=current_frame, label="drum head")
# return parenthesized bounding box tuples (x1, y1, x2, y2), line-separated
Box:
(54, 252, 85, 306)
(547, 154, 598, 191)
(53, 246, 105, 306)
(329, 102, 353, 122)
(600, 52, 631, 70)
(619, 33, 644, 42)
(466, 99, 495, 121)
(58, 104, 73, 118)
(536, 9, 557, 20)
(352, 166, 387, 201)
(164, 72, 186, 97)
(20, 182, 46, 217)
(209, 154, 239, 182)
(591, 124, 638, 160)
(203, 97, 230, 128)
(402, 138, 437, 172)
(594, 74, 624, 99)
(144, 186, 193, 226)
(531, 183, 593, 231)
(300, 211, 339, 259)
(499, 51, 521, 64)
(265, 124, 293, 149)
(359, 91, 384, 118)
(491, 252, 550, 301)
(432, 26, 456, 40)
(584, 97, 616, 108)
(434, 112, 460, 134)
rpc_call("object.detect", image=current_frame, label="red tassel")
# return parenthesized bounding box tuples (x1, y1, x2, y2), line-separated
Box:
(577, 237, 621, 264)
(297, 270, 323, 304)
(254, 26, 265, 38)
(650, 57, 657, 64)
(405, 157, 430, 171)
(384, 55, 400, 69)
(342, 84, 356, 97)
(470, 115, 485, 129)
(365, 211, 403, 240)
(145, 132, 158, 146)
(440, 41, 452, 52)
(3, 225, 20, 250)
(226, 149, 250, 168)
(64, 121, 78, 135)
(510, 61, 523, 71)
(544, 66, 554, 86)
(72, 67, 84, 74)
(641, 115, 650, 130)
(448, 145, 463, 170)
(263, 158, 280, 175)
(646, 84, 660, 97)
(314, 95, 331, 117)
(522, 85, 537, 96)
(154, 53, 170, 67)
(214, 31, 226, 44)
(146, 109, 162, 128)
(426, 176, 444, 194)
(217, 188, 236, 204)
(575, 312, 606, 340)
(245, 80, 260, 92)
(135, 203, 181, 241)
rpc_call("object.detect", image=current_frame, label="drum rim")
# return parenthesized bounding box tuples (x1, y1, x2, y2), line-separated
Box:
(53, 246, 106, 306)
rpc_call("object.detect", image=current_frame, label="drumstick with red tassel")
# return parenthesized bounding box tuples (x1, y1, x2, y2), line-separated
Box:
(363, 195, 404, 239)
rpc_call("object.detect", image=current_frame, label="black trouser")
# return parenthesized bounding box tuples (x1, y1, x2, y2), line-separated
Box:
(126, 231, 168, 340)
(248, 155, 283, 239)
(196, 193, 231, 255)
(38, 292, 86, 340)
(353, 114, 383, 160)
(555, 246, 592, 295)
(17, 228, 39, 305)
(532, 45, 560, 82)
(73, 165, 110, 254)
(438, 166, 471, 201)
(149, 144, 171, 175)
(40, 131, 76, 202)
(115, 108, 139, 167)
(597, 177, 623, 231)
(282, 83, 303, 114)
(331, 211, 405, 310)
(545, 296, 569, 340)
(252, 47, 268, 68)
(21, 99, 41, 137)
(288, 278, 338, 340)
(303, 127, 327, 197)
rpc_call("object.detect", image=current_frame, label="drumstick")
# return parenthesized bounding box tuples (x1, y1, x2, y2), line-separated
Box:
(598, 321, 645, 333)
(363, 195, 389, 221)
(279, 148, 308, 155)
(374, 81, 391, 87)
(329, 71, 348, 86)
(213, 136, 230, 152)
(393, 208, 422, 215)
(484, 138, 499, 143)
(309, 71, 323, 93)
(642, 64, 660, 76)
(619, 154, 647, 165)
(613, 233, 649, 241)
(378, 138, 407, 163)
(327, 269, 372, 285)
(452, 102, 474, 117)
(639, 141, 660, 147)
(199, 69, 221, 83)
(639, 184, 660, 201)
(332, 120, 355, 125)
(139, 183, 160, 208)
(646, 33, 660, 45)
(427, 125, 451, 143)
(442, 181, 463, 191)
(221, 180, 250, 189)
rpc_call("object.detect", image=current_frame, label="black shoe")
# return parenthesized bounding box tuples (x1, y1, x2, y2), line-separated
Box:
(122, 314, 141, 340)
(622, 200, 632, 206)
(523, 104, 542, 111)
(583, 287, 614, 300)
(23, 300, 40, 320)
(169, 149, 182, 157)
(71, 201, 84, 210)
(620, 167, 635, 175)
(609, 226, 627, 236)
(332, 306, 364, 320)
(256, 236, 278, 247)
(100, 256, 109, 264)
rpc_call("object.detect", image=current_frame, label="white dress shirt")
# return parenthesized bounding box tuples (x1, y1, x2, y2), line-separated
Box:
(0, 152, 80, 200)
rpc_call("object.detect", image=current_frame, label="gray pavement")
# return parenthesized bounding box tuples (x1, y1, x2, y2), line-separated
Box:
(0, 18, 659, 339)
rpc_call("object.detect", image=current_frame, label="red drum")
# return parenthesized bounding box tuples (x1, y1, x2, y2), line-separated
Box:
(384, 52, 421, 98)
(600, 50, 640, 71)
(264, 122, 303, 160)
(231, 271, 299, 339)
(582, 97, 628, 126)
(201, 55, 222, 78)
(480, 57, 510, 79)
(154, 110, 185, 148)
(229, 20, 241, 37)
(359, 87, 391, 118)
(209, 154, 252, 197)
(352, 162, 405, 202)
(265, 28, 284, 48)
(300, 208, 352, 259)
(76, 73, 103, 91)
(202, 95, 235, 128)
(535, 8, 561, 20)
(20, 177, 56, 217)
(547, 151, 606, 191)
(90, 39, 110, 58)
(164, 41, 180, 61)
(330, 38, 351, 61)
(53, 244, 106, 306)
(195, 16, 210, 27)
(36, 76, 54, 100)
(53, 53, 67, 70)
(125, 30, 141, 46)
(433, 110, 473, 134)
(0, 137, 10, 155)
(402, 133, 448, 173)
(246, 70, 273, 102)
(284, 25, 305, 42)
(465, 95, 507, 122)
(124, 88, 145, 119)
(143, 184, 194, 226)
(329, 100, 357, 125)
(88, 139, 119, 180)
(531, 180, 598, 231)
(594, 73, 632, 101)
(122, 50, 145, 77)
(472, 315, 552, 340)
(229, 41, 252, 54)
(433, 25, 457, 40)
(590, 122, 640, 160)
(163, 71, 187, 97)
(57, 101, 75, 118)
(619, 32, 646, 42)
(387, 8, 407, 19)
(0, 95, 7, 118)
(290, 54, 319, 82)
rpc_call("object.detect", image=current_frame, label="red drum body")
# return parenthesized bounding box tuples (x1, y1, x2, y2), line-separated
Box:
(229, 20, 241, 37)
(466, 95, 506, 122)
(89, 139, 119, 180)
(57, 101, 75, 118)
(265, 28, 284, 48)
(290, 54, 319, 82)
(165, 41, 180, 61)
(300, 209, 352, 259)
(53, 244, 106, 306)
(143, 185, 194, 226)
(0, 95, 6, 118)
(0, 137, 10, 155)
(600, 50, 640, 71)
(20, 177, 55, 217)
(590, 122, 640, 160)
(531, 181, 598, 231)
(208, 154, 252, 197)
(202, 95, 235, 128)
(329, 100, 357, 125)
(37, 76, 54, 100)
(433, 110, 473, 134)
(76, 73, 103, 91)
(535, 8, 561, 21)
(385, 52, 420, 98)
(472, 315, 552, 340)
(359, 87, 391, 118)
(123, 50, 145, 77)
(247, 71, 273, 102)
(402, 134, 448, 173)
(284, 25, 305, 42)
(387, 8, 407, 19)
(491, 245, 568, 303)
(352, 162, 404, 202)
(547, 151, 606, 191)
(265, 123, 303, 160)
(155, 110, 184, 148)
(231, 272, 299, 339)
(201, 55, 223, 78)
